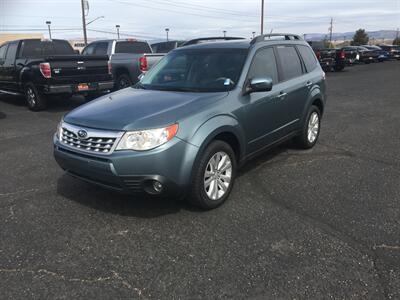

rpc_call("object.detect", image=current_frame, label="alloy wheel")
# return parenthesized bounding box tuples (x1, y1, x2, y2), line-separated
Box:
(307, 112, 319, 143)
(204, 151, 232, 200)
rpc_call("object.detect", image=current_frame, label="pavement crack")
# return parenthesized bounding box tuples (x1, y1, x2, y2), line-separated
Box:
(373, 244, 400, 251)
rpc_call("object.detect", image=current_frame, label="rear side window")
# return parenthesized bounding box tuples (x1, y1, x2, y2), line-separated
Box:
(247, 47, 278, 84)
(94, 42, 108, 55)
(152, 42, 176, 53)
(20, 40, 74, 57)
(276, 46, 303, 81)
(115, 41, 151, 54)
(5, 42, 18, 63)
(82, 44, 95, 55)
(0, 44, 7, 60)
(297, 45, 318, 72)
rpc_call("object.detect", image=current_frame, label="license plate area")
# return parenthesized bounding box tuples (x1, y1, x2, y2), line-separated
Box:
(78, 83, 89, 91)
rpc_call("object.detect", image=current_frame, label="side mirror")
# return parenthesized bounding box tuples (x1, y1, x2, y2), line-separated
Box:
(245, 77, 273, 94)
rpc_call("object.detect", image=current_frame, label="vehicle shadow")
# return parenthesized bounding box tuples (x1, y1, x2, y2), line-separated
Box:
(0, 93, 87, 113)
(56, 142, 293, 218)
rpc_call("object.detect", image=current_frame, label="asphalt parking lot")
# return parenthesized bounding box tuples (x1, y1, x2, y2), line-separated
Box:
(1, 61, 399, 299)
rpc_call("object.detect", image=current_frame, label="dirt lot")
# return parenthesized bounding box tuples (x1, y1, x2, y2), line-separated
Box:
(0, 61, 399, 299)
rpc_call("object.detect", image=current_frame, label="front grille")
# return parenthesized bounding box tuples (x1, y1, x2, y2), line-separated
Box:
(61, 127, 117, 154)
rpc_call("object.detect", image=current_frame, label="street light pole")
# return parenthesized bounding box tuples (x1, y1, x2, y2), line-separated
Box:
(81, 0, 88, 45)
(223, 30, 227, 37)
(165, 28, 169, 41)
(252, 31, 256, 39)
(260, 0, 264, 35)
(46, 21, 52, 39)
(116, 25, 120, 39)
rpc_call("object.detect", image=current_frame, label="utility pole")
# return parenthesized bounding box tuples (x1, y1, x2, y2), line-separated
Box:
(396, 28, 399, 40)
(328, 17, 333, 48)
(260, 0, 264, 35)
(46, 21, 52, 39)
(81, 0, 88, 45)
(116, 25, 120, 39)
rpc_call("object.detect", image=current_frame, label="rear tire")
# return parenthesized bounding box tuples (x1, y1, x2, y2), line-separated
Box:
(188, 140, 237, 210)
(294, 105, 321, 149)
(24, 82, 47, 111)
(115, 73, 132, 90)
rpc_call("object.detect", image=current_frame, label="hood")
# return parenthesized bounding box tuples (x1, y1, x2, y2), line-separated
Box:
(64, 87, 228, 131)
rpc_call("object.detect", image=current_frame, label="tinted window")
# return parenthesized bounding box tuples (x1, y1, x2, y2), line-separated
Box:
(94, 42, 108, 55)
(276, 46, 303, 80)
(21, 40, 74, 57)
(298, 45, 318, 72)
(152, 42, 177, 53)
(140, 49, 248, 92)
(82, 44, 95, 55)
(5, 42, 18, 63)
(0, 44, 7, 60)
(115, 41, 151, 54)
(247, 47, 278, 84)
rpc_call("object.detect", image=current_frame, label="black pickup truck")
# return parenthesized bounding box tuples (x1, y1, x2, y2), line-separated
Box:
(0, 39, 113, 111)
(307, 41, 346, 72)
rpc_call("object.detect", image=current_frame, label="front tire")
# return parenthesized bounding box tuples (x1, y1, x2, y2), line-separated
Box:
(24, 82, 47, 111)
(188, 141, 237, 210)
(294, 105, 321, 149)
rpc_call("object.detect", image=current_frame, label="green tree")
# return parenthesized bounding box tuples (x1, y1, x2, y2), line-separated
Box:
(351, 29, 369, 46)
(393, 37, 400, 46)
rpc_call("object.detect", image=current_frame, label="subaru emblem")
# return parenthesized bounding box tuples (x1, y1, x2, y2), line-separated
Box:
(77, 130, 87, 139)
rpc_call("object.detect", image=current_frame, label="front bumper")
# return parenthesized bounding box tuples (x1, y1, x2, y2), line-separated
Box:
(42, 80, 114, 95)
(53, 135, 199, 196)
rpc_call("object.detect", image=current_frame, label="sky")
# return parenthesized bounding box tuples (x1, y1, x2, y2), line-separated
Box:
(1, 0, 399, 41)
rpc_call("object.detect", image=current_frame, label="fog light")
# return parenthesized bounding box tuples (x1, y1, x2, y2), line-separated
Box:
(153, 181, 163, 193)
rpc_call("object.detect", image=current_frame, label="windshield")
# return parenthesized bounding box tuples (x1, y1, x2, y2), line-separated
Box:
(138, 48, 248, 92)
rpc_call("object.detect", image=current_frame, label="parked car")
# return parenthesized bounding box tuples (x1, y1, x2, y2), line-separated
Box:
(340, 46, 359, 65)
(362, 45, 389, 62)
(54, 33, 326, 210)
(351, 46, 379, 64)
(307, 41, 346, 71)
(0, 39, 113, 111)
(378, 45, 400, 60)
(82, 39, 164, 90)
(151, 41, 185, 53)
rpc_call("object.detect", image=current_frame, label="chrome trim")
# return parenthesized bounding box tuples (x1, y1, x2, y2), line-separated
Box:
(59, 122, 124, 155)
(0, 89, 22, 96)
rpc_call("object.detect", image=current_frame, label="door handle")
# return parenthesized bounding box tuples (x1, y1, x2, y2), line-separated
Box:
(306, 81, 313, 87)
(276, 92, 287, 100)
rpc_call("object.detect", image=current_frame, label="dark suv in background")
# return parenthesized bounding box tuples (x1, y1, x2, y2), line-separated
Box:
(54, 34, 326, 210)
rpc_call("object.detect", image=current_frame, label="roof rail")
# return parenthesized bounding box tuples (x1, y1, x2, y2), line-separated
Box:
(250, 33, 302, 45)
(181, 36, 245, 47)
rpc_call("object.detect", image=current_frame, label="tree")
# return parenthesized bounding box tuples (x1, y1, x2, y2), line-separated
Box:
(351, 29, 369, 46)
(393, 37, 400, 46)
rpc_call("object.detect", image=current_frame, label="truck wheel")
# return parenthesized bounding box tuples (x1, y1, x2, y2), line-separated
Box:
(294, 105, 321, 149)
(24, 82, 47, 111)
(116, 74, 132, 90)
(188, 140, 236, 210)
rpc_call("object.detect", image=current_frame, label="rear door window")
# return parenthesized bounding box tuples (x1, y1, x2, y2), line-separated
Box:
(94, 42, 109, 55)
(276, 45, 303, 81)
(5, 42, 18, 63)
(247, 47, 278, 84)
(115, 41, 151, 54)
(297, 45, 318, 72)
(0, 44, 8, 60)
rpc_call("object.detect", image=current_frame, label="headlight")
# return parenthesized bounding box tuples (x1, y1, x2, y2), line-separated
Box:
(116, 124, 178, 151)
(56, 121, 63, 140)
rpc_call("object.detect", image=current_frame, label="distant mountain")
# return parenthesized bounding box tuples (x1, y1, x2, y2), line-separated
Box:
(305, 30, 398, 41)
